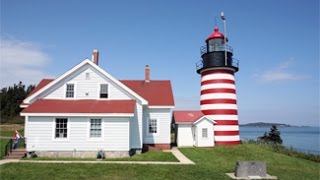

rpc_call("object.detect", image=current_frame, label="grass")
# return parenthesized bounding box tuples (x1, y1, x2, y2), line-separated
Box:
(243, 139, 320, 162)
(1, 144, 319, 180)
(0, 124, 24, 137)
(180, 145, 320, 180)
(0, 116, 25, 125)
(22, 151, 178, 162)
(106, 151, 178, 161)
(0, 138, 10, 159)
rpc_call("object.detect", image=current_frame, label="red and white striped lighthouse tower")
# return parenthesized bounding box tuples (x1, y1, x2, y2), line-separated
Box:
(196, 20, 240, 145)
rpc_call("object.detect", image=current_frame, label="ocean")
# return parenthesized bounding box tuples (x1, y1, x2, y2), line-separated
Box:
(240, 127, 320, 154)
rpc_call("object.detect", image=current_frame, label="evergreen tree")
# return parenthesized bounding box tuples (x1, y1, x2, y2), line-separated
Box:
(268, 125, 283, 144)
(258, 132, 269, 142)
(258, 125, 283, 144)
(0, 82, 35, 123)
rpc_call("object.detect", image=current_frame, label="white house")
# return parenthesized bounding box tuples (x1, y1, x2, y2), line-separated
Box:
(173, 111, 215, 147)
(20, 49, 175, 158)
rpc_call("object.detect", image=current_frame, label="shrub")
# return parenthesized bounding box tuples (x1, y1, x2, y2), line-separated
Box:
(258, 125, 283, 144)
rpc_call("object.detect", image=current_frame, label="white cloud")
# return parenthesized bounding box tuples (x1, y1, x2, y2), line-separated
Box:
(254, 60, 310, 82)
(0, 37, 54, 87)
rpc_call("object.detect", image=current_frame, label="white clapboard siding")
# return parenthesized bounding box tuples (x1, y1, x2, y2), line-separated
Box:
(194, 119, 214, 147)
(104, 119, 130, 150)
(143, 108, 172, 144)
(177, 124, 194, 147)
(26, 116, 129, 151)
(130, 104, 143, 149)
(43, 64, 131, 100)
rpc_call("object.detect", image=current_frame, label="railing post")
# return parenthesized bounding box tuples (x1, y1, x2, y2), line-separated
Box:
(10, 139, 13, 153)
(5, 142, 7, 157)
(4, 139, 13, 157)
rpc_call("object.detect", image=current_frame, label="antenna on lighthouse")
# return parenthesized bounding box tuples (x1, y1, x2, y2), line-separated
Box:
(220, 11, 227, 66)
(214, 15, 218, 26)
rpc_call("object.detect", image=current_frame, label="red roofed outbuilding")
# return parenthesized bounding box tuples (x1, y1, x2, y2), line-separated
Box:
(173, 111, 215, 147)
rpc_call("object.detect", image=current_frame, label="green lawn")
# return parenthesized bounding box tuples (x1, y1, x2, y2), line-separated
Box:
(107, 151, 178, 161)
(0, 138, 10, 159)
(0, 129, 24, 137)
(1, 144, 319, 180)
(180, 145, 319, 180)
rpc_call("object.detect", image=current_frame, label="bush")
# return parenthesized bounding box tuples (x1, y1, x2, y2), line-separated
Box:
(258, 125, 283, 144)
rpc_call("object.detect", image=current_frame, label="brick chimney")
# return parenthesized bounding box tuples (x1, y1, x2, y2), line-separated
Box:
(145, 65, 150, 83)
(92, 49, 99, 65)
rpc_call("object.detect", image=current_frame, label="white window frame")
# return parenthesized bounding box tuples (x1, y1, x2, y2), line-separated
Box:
(202, 128, 208, 138)
(52, 117, 70, 141)
(88, 118, 103, 140)
(85, 72, 90, 80)
(65, 82, 76, 99)
(98, 83, 109, 99)
(147, 117, 159, 135)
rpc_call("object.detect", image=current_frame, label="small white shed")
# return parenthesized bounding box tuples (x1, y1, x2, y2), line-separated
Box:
(193, 117, 215, 147)
(174, 111, 215, 147)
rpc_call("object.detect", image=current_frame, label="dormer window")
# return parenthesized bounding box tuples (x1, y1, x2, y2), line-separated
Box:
(66, 83, 74, 98)
(100, 84, 108, 98)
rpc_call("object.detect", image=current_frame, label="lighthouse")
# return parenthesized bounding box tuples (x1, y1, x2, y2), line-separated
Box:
(196, 21, 240, 145)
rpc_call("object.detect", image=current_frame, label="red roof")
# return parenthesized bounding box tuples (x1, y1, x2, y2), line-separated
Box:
(25, 79, 174, 107)
(26, 79, 53, 98)
(121, 80, 174, 106)
(173, 111, 204, 123)
(22, 99, 136, 114)
(206, 27, 225, 41)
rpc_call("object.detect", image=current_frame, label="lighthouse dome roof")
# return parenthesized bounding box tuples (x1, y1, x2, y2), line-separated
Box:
(206, 27, 224, 41)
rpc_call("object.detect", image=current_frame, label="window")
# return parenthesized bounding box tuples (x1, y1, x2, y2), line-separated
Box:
(100, 84, 108, 98)
(148, 118, 157, 134)
(66, 84, 74, 98)
(55, 118, 68, 138)
(85, 72, 90, 80)
(202, 128, 208, 138)
(90, 119, 102, 138)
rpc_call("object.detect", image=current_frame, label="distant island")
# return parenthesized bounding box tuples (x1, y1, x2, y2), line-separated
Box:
(240, 122, 293, 127)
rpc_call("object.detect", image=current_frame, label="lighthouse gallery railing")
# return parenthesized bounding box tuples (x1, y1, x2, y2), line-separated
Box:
(196, 58, 239, 72)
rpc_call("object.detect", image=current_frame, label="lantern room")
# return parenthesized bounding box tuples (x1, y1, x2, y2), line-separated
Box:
(196, 26, 239, 74)
(206, 27, 226, 52)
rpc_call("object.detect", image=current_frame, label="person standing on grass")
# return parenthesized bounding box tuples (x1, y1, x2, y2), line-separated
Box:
(12, 130, 22, 149)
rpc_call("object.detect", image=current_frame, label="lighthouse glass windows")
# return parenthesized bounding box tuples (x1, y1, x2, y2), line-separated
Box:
(208, 39, 224, 52)
(100, 84, 108, 98)
(66, 83, 74, 98)
(148, 118, 157, 134)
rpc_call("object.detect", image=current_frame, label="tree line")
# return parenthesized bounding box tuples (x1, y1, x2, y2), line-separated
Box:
(0, 81, 35, 124)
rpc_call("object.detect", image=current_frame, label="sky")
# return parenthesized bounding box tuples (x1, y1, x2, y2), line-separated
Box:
(1, 0, 319, 126)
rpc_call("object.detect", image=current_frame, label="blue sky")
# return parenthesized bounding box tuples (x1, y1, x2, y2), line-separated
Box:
(1, 0, 319, 126)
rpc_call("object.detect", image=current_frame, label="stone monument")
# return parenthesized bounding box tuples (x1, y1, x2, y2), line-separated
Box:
(235, 161, 267, 178)
(226, 160, 277, 179)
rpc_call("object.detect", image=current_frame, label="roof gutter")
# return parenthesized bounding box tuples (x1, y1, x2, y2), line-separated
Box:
(20, 113, 134, 117)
